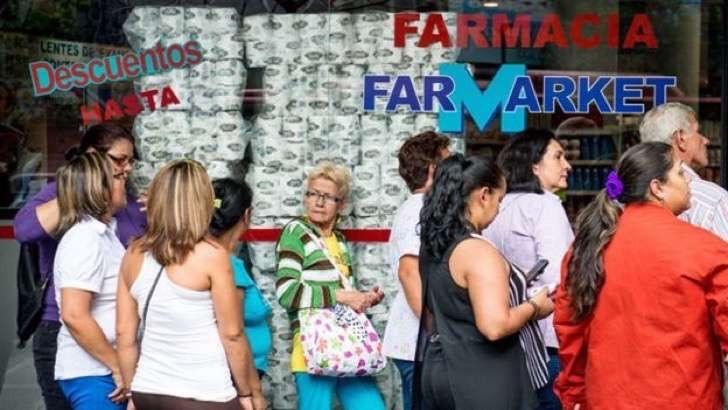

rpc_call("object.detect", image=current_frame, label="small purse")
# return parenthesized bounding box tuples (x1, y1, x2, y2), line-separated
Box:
(296, 224, 386, 377)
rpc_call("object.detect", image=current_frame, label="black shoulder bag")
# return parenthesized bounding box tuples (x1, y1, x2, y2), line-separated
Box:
(16, 242, 48, 348)
(137, 265, 164, 343)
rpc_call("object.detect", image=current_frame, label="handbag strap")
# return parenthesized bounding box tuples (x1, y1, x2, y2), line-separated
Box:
(294, 220, 352, 290)
(138, 265, 164, 343)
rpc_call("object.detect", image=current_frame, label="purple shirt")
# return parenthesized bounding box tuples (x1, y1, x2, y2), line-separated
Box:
(13, 182, 146, 321)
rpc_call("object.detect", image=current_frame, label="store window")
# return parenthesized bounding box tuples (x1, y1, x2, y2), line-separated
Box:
(0, 1, 725, 407)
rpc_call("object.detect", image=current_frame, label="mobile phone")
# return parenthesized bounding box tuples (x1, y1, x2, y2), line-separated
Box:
(525, 259, 549, 285)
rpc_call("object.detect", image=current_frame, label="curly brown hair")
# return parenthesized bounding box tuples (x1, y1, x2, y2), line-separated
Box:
(398, 131, 450, 192)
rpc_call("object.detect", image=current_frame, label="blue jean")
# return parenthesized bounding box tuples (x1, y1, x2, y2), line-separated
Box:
(294, 372, 386, 410)
(393, 359, 414, 410)
(57, 374, 126, 410)
(536, 352, 562, 410)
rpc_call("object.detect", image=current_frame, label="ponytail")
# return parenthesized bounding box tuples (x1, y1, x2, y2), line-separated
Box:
(420, 153, 503, 260)
(566, 141, 674, 320)
(566, 191, 621, 320)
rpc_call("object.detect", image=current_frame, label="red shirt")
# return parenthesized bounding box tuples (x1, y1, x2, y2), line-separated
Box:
(555, 203, 728, 410)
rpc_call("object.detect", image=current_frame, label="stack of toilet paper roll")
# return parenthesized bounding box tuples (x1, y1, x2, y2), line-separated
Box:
(124, 6, 248, 193)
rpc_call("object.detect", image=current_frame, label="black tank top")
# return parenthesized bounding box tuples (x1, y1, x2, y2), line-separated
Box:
(415, 234, 538, 409)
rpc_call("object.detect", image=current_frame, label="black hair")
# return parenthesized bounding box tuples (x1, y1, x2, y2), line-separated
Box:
(420, 153, 504, 260)
(567, 142, 674, 320)
(497, 128, 559, 194)
(209, 178, 254, 237)
(66, 123, 138, 161)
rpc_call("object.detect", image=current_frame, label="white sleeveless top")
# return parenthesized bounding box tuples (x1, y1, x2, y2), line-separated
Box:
(129, 253, 236, 402)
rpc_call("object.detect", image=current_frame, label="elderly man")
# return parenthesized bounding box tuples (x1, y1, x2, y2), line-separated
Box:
(640, 102, 728, 240)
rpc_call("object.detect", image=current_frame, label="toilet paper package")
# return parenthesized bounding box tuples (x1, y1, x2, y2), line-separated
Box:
(328, 138, 361, 167)
(360, 138, 387, 165)
(389, 113, 417, 140)
(326, 13, 356, 64)
(268, 14, 302, 64)
(214, 111, 249, 161)
(189, 86, 244, 112)
(134, 111, 192, 161)
(123, 7, 161, 50)
(415, 113, 439, 133)
(242, 14, 271, 68)
(184, 7, 240, 36)
(129, 161, 158, 192)
(279, 167, 305, 216)
(206, 160, 236, 179)
(249, 243, 278, 272)
(352, 165, 380, 216)
(159, 7, 185, 38)
(196, 31, 245, 61)
(247, 166, 281, 217)
(360, 113, 388, 141)
(353, 215, 388, 228)
(353, 244, 385, 266)
(296, 14, 329, 65)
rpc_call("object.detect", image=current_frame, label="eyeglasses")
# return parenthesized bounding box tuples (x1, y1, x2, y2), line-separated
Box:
(106, 152, 135, 167)
(305, 190, 342, 204)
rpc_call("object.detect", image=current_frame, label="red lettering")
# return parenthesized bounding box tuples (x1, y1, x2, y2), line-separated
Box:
(154, 42, 170, 70)
(103, 100, 124, 121)
(29, 61, 56, 96)
(80, 104, 102, 126)
(122, 94, 143, 116)
(70, 62, 89, 88)
(55, 66, 72, 91)
(492, 14, 531, 48)
(139, 89, 159, 111)
(394, 13, 420, 47)
(457, 14, 489, 48)
(88, 59, 106, 83)
(607, 14, 619, 48)
(166, 43, 187, 68)
(534, 14, 568, 48)
(571, 13, 600, 49)
(159, 86, 180, 108)
(623, 14, 658, 48)
(122, 53, 140, 78)
(184, 41, 203, 66)
(419, 14, 452, 47)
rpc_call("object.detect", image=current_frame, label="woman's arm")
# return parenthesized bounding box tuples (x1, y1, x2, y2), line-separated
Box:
(452, 239, 552, 341)
(236, 289, 267, 410)
(13, 183, 59, 242)
(208, 248, 262, 402)
(115, 247, 142, 389)
(60, 288, 126, 402)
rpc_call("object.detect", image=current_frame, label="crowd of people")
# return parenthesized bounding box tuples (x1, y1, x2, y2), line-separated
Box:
(12, 101, 728, 410)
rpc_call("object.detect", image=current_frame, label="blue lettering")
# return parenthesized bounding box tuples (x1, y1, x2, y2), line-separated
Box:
(386, 76, 421, 112)
(543, 76, 576, 113)
(439, 63, 526, 133)
(363, 75, 390, 111)
(614, 77, 644, 114)
(423, 76, 455, 112)
(577, 76, 613, 113)
(505, 76, 541, 113)
(645, 77, 676, 106)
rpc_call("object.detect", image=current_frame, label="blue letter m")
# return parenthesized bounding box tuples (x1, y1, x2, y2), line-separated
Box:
(438, 63, 527, 133)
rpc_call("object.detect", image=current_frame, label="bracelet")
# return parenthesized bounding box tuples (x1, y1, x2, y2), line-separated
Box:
(526, 299, 539, 320)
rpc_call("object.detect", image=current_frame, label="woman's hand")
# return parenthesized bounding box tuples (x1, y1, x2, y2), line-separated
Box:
(137, 190, 148, 212)
(239, 396, 254, 410)
(529, 288, 554, 320)
(253, 393, 268, 410)
(107, 370, 128, 404)
(335, 290, 371, 313)
(365, 287, 385, 307)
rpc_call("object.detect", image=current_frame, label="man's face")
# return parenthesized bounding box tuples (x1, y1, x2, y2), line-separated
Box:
(679, 118, 709, 169)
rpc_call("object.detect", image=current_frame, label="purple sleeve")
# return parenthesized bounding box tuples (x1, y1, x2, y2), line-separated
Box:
(13, 182, 58, 243)
(114, 193, 147, 247)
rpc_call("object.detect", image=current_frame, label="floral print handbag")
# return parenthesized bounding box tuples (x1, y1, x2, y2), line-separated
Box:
(299, 303, 386, 377)
(296, 224, 386, 377)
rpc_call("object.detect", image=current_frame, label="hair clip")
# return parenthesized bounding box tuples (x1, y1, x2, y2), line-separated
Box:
(605, 171, 624, 200)
(213, 198, 222, 209)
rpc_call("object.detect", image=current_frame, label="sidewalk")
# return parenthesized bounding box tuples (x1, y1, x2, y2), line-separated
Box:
(0, 342, 43, 410)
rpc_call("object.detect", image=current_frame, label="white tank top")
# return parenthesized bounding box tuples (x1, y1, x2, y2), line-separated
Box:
(129, 253, 236, 402)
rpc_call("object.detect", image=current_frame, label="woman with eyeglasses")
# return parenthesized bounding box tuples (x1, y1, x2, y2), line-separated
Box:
(13, 123, 146, 410)
(275, 161, 386, 410)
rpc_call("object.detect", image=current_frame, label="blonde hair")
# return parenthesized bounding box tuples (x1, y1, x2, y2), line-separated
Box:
(639, 102, 696, 144)
(306, 161, 352, 200)
(139, 159, 214, 266)
(56, 152, 113, 237)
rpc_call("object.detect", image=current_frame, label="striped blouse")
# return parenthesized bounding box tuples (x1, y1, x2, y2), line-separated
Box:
(275, 217, 354, 336)
(680, 165, 728, 241)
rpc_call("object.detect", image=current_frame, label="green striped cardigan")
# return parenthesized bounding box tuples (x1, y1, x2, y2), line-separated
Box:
(275, 217, 355, 335)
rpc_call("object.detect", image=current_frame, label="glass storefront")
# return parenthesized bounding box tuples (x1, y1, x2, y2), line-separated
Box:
(0, 1, 725, 407)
